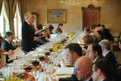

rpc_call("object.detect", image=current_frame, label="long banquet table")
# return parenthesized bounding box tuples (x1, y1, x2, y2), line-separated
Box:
(0, 31, 85, 81)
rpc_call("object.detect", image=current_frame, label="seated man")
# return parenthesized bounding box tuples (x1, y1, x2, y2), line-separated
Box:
(2, 32, 15, 63)
(35, 24, 43, 36)
(90, 24, 97, 33)
(98, 25, 114, 41)
(86, 43, 104, 63)
(39, 29, 49, 45)
(92, 59, 113, 81)
(99, 39, 117, 68)
(59, 43, 82, 81)
(74, 56, 93, 81)
(83, 27, 91, 34)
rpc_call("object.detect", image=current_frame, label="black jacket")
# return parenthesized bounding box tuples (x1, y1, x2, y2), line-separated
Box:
(2, 40, 15, 63)
(59, 74, 78, 81)
(39, 36, 49, 45)
(95, 55, 104, 62)
(103, 29, 114, 41)
(105, 51, 117, 68)
(59, 75, 93, 81)
(21, 21, 35, 52)
(103, 77, 114, 81)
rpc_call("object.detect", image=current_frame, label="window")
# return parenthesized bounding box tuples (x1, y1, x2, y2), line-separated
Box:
(14, 2, 22, 39)
(0, 13, 4, 36)
(0, 10, 9, 37)
(0, 0, 10, 37)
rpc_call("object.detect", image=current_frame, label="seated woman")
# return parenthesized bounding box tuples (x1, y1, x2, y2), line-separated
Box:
(55, 23, 63, 35)
(90, 33, 99, 43)
(48, 24, 54, 34)
(83, 34, 94, 49)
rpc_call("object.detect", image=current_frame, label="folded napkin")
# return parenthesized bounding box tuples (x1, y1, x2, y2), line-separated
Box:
(77, 39, 81, 44)
(61, 59, 67, 68)
(54, 68, 74, 75)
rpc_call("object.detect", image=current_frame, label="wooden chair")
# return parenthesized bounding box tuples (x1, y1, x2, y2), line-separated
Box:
(110, 32, 121, 51)
(0, 54, 6, 67)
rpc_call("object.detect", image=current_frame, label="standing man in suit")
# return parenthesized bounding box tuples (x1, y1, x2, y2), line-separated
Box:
(86, 43, 104, 63)
(2, 32, 15, 63)
(21, 13, 38, 52)
(92, 59, 114, 81)
(74, 56, 93, 81)
(99, 39, 117, 68)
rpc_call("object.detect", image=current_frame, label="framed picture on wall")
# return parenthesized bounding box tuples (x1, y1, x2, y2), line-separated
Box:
(31, 12, 37, 27)
(47, 9, 66, 23)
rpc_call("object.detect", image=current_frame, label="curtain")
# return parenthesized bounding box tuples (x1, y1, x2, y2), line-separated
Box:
(17, 1, 21, 22)
(13, 0, 21, 20)
(0, 0, 3, 14)
(13, 0, 22, 38)
(2, 0, 9, 31)
(17, 1, 22, 39)
(13, 0, 18, 17)
(12, 0, 22, 37)
(13, 0, 21, 21)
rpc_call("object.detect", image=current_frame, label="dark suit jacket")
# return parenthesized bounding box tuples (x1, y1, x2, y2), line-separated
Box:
(105, 51, 117, 68)
(89, 78, 93, 81)
(21, 21, 35, 52)
(103, 77, 114, 81)
(2, 40, 15, 63)
(94, 55, 104, 63)
(97, 55, 104, 60)
(39, 36, 49, 45)
(59, 74, 78, 81)
(59, 75, 93, 81)
(104, 29, 114, 41)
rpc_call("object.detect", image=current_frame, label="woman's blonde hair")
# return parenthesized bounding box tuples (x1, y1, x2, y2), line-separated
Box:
(83, 34, 94, 45)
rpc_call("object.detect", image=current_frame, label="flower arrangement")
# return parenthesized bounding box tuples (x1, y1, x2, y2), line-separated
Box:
(4, 76, 23, 81)
(67, 33, 75, 38)
(53, 43, 62, 52)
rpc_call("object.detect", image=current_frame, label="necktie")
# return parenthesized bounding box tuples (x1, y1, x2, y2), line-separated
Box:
(30, 24, 35, 33)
